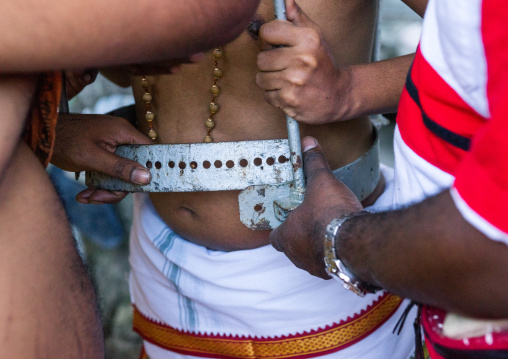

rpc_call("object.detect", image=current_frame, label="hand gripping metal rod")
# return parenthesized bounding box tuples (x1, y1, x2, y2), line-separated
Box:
(273, 0, 306, 202)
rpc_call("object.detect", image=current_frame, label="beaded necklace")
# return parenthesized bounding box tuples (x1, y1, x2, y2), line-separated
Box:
(140, 48, 224, 143)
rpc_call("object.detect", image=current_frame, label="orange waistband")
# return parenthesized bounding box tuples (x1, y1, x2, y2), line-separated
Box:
(133, 293, 402, 359)
(23, 72, 62, 167)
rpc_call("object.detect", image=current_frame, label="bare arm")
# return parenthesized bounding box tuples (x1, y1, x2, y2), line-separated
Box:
(339, 54, 415, 121)
(256, 0, 419, 124)
(337, 190, 508, 319)
(270, 139, 508, 319)
(0, 0, 259, 72)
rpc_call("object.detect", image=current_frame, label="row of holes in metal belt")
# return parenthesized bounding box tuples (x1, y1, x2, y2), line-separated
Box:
(145, 155, 289, 170)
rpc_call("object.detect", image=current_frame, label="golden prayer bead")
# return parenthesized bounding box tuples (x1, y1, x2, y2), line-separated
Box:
(148, 129, 158, 140)
(145, 111, 155, 121)
(205, 118, 215, 129)
(141, 49, 225, 143)
(213, 68, 223, 78)
(143, 92, 152, 102)
(209, 102, 219, 114)
(213, 48, 223, 59)
(211, 85, 220, 95)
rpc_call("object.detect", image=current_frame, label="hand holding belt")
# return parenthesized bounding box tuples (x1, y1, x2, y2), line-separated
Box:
(86, 128, 380, 229)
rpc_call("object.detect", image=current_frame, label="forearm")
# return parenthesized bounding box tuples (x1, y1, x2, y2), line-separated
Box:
(339, 190, 508, 318)
(342, 53, 414, 121)
(338, 0, 427, 120)
(1, 0, 259, 72)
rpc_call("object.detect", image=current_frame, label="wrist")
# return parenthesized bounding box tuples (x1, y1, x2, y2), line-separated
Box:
(331, 66, 356, 122)
(323, 211, 380, 296)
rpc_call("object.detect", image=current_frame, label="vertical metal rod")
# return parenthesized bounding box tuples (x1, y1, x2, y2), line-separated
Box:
(273, 0, 306, 199)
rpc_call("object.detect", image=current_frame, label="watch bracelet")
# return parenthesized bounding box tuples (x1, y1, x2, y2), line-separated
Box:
(323, 211, 379, 296)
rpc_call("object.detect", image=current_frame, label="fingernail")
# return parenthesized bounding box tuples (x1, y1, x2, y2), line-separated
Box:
(131, 168, 151, 185)
(302, 137, 317, 152)
(78, 189, 93, 199)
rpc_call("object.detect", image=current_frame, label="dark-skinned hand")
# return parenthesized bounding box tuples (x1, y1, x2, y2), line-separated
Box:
(256, 0, 353, 125)
(52, 113, 152, 204)
(269, 137, 363, 279)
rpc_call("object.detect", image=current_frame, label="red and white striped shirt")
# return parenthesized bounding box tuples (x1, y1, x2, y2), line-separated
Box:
(393, 0, 508, 245)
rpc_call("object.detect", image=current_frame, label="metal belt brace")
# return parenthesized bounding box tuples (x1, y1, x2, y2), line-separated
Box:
(87, 0, 306, 230)
(86, 0, 381, 229)
(240, 0, 307, 229)
(86, 129, 380, 230)
(87, 0, 382, 230)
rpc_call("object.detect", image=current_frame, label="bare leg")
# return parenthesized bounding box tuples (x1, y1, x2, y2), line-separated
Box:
(0, 142, 104, 358)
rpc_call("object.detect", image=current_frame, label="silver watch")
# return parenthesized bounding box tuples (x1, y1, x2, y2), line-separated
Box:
(323, 215, 378, 297)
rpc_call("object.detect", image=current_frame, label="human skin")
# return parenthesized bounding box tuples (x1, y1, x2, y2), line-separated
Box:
(0, 0, 259, 72)
(76, 0, 392, 251)
(0, 76, 104, 358)
(266, 0, 508, 319)
(270, 137, 508, 319)
(57, 0, 428, 251)
(132, 0, 425, 251)
(0, 143, 105, 358)
(0, 1, 260, 356)
(255, 0, 427, 126)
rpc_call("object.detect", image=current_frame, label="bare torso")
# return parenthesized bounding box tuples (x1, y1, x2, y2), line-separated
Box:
(130, 0, 379, 251)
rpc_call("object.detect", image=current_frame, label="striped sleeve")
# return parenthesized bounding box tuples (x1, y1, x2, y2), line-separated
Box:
(452, 0, 508, 244)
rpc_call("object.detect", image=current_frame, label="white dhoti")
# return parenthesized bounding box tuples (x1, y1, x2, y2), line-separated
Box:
(129, 166, 416, 359)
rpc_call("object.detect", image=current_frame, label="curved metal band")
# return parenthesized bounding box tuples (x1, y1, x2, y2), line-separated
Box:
(332, 128, 380, 201)
(86, 140, 293, 192)
(86, 130, 379, 199)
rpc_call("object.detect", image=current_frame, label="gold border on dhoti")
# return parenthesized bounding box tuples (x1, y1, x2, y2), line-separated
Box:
(133, 293, 402, 359)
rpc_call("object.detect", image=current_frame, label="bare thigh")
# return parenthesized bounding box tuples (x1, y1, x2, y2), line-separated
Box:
(0, 142, 104, 358)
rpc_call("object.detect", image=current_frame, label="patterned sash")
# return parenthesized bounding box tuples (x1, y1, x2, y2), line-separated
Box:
(134, 293, 403, 359)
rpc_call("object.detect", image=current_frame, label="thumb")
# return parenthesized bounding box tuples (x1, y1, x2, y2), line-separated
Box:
(301, 136, 334, 184)
(95, 116, 152, 185)
(286, 0, 317, 28)
(93, 150, 151, 186)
